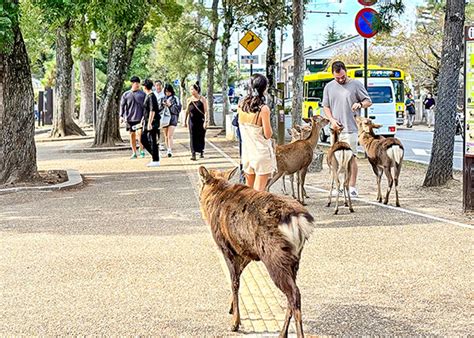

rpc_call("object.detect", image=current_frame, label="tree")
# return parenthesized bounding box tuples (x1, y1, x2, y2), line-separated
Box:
(79, 58, 94, 126)
(0, 0, 37, 184)
(323, 21, 347, 46)
(206, 0, 219, 126)
(292, 0, 304, 127)
(33, 0, 86, 137)
(423, 0, 465, 186)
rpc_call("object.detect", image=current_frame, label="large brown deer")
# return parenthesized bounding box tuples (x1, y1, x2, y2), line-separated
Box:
(267, 116, 329, 205)
(326, 125, 355, 214)
(356, 117, 404, 207)
(198, 166, 314, 337)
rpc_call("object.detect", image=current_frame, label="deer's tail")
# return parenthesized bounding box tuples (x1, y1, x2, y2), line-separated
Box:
(279, 212, 315, 254)
(387, 145, 404, 165)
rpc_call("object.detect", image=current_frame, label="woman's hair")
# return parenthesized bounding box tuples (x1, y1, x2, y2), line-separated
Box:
(241, 74, 268, 114)
(192, 81, 201, 94)
(142, 79, 154, 90)
(164, 84, 176, 96)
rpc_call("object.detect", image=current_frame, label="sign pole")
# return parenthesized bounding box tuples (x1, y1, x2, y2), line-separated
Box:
(250, 59, 253, 76)
(277, 82, 285, 145)
(364, 37, 368, 118)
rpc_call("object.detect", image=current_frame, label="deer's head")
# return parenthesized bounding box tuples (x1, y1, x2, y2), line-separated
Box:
(289, 124, 312, 142)
(355, 116, 382, 137)
(198, 166, 239, 194)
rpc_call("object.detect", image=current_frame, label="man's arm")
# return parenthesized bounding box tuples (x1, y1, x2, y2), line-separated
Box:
(322, 84, 341, 129)
(352, 82, 372, 111)
(120, 92, 127, 120)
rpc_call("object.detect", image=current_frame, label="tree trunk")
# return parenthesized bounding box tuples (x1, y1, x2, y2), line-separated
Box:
(51, 20, 85, 138)
(266, 15, 277, 133)
(292, 0, 304, 127)
(79, 58, 93, 126)
(221, 0, 234, 131)
(180, 75, 187, 120)
(206, 0, 219, 126)
(0, 7, 37, 184)
(93, 20, 145, 147)
(423, 0, 465, 186)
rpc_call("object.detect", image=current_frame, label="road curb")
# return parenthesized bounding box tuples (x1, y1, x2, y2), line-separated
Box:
(0, 169, 83, 194)
(36, 136, 94, 143)
(60, 144, 131, 153)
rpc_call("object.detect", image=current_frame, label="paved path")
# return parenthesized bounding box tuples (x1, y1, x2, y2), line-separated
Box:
(1, 127, 472, 336)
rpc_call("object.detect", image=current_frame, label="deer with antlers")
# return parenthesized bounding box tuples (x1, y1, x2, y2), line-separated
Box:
(356, 117, 404, 207)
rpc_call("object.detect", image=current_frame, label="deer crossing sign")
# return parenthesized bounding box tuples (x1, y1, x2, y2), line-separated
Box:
(239, 30, 262, 54)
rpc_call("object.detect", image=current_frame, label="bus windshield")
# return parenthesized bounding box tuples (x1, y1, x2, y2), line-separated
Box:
(368, 87, 393, 104)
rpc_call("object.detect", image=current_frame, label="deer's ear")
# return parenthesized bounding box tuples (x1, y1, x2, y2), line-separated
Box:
(198, 166, 212, 183)
(294, 125, 302, 132)
(372, 123, 383, 129)
(225, 167, 239, 181)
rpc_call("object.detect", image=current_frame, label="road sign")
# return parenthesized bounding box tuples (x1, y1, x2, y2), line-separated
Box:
(241, 55, 258, 64)
(464, 25, 474, 211)
(355, 8, 379, 39)
(358, 0, 377, 5)
(239, 30, 262, 55)
(174, 79, 180, 86)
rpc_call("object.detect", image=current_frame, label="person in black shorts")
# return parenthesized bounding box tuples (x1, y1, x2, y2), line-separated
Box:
(141, 79, 161, 167)
(120, 76, 146, 159)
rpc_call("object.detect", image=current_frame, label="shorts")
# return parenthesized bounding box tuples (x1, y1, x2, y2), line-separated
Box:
(331, 132, 358, 154)
(126, 120, 142, 132)
(169, 115, 178, 127)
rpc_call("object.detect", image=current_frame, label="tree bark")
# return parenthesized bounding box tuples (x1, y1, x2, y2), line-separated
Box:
(292, 0, 304, 127)
(0, 7, 37, 184)
(221, 0, 234, 131)
(423, 0, 465, 186)
(266, 14, 277, 133)
(79, 58, 93, 127)
(51, 19, 85, 138)
(93, 20, 145, 147)
(206, 0, 219, 126)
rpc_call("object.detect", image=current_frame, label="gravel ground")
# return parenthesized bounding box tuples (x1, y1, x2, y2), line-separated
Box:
(0, 127, 472, 336)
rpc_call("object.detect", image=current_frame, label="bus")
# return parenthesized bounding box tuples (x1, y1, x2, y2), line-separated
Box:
(303, 65, 406, 125)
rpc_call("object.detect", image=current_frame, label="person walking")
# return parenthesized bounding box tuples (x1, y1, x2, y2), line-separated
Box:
(120, 76, 146, 159)
(238, 74, 276, 192)
(423, 93, 436, 128)
(405, 93, 416, 128)
(184, 82, 208, 161)
(161, 84, 181, 157)
(322, 61, 372, 198)
(154, 80, 166, 151)
(141, 79, 161, 167)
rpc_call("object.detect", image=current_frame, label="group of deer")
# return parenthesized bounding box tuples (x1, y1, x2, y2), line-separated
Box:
(197, 116, 404, 337)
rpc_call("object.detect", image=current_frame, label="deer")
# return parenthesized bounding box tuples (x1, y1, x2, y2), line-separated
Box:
(326, 125, 355, 214)
(356, 116, 404, 207)
(281, 124, 312, 197)
(267, 115, 330, 205)
(198, 166, 314, 338)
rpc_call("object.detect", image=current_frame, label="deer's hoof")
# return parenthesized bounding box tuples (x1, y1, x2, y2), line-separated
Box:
(334, 209, 339, 215)
(383, 200, 388, 205)
(230, 323, 240, 332)
(396, 202, 401, 207)
(326, 203, 331, 207)
(350, 208, 355, 213)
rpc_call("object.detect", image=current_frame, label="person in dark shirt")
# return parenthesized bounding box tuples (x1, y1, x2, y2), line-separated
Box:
(423, 93, 436, 128)
(141, 79, 161, 167)
(120, 76, 146, 159)
(405, 93, 416, 128)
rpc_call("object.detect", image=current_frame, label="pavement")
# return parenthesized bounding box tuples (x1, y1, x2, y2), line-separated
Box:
(1, 126, 472, 335)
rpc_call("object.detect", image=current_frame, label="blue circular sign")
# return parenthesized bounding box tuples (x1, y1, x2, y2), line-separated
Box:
(355, 8, 379, 39)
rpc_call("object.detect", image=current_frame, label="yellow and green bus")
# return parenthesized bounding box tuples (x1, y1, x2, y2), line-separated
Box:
(303, 65, 406, 124)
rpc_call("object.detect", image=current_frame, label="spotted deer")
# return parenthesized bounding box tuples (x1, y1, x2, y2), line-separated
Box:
(199, 166, 314, 337)
(326, 125, 355, 214)
(356, 117, 404, 206)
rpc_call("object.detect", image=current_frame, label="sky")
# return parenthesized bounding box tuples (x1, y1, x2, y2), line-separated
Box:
(230, 0, 428, 63)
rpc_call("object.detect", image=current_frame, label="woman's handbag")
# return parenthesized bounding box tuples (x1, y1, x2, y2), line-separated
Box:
(160, 106, 171, 128)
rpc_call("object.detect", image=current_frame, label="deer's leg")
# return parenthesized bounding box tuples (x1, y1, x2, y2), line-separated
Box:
(282, 175, 288, 195)
(300, 167, 308, 206)
(383, 166, 394, 205)
(345, 172, 354, 212)
(228, 258, 251, 315)
(394, 163, 402, 207)
(290, 174, 296, 199)
(327, 167, 335, 207)
(334, 172, 341, 215)
(296, 171, 301, 203)
(370, 163, 382, 202)
(266, 171, 284, 192)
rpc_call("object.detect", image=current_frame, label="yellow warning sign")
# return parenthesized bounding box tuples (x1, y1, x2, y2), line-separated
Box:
(239, 30, 262, 54)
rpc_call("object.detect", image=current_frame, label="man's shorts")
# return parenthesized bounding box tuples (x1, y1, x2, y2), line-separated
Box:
(126, 120, 142, 132)
(331, 132, 358, 155)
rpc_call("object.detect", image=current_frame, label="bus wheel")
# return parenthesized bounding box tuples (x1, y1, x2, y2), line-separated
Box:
(308, 107, 313, 118)
(320, 128, 329, 143)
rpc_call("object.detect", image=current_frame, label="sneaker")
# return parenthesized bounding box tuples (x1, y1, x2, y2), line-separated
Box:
(130, 153, 137, 159)
(146, 161, 160, 167)
(167, 149, 172, 157)
(331, 189, 343, 197)
(200, 152, 204, 158)
(190, 153, 197, 161)
(159, 144, 166, 151)
(140, 150, 145, 158)
(349, 187, 359, 198)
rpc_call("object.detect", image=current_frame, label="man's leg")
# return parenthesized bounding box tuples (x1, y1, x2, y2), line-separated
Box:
(130, 131, 137, 155)
(150, 129, 159, 162)
(141, 130, 151, 154)
(349, 158, 358, 187)
(137, 128, 144, 152)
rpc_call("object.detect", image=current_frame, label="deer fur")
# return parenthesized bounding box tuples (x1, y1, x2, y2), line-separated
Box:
(326, 125, 355, 214)
(282, 125, 312, 198)
(199, 166, 314, 337)
(356, 117, 404, 207)
(267, 116, 329, 205)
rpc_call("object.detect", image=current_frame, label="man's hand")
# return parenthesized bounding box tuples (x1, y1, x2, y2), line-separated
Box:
(351, 102, 362, 112)
(147, 122, 152, 131)
(330, 118, 342, 130)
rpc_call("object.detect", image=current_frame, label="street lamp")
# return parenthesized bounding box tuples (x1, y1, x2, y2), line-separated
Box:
(90, 31, 97, 130)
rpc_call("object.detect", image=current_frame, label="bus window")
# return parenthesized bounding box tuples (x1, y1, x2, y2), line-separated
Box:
(391, 79, 404, 103)
(304, 82, 308, 100)
(367, 87, 393, 104)
(307, 80, 331, 102)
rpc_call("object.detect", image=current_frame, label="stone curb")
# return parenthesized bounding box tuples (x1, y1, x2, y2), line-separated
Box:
(36, 136, 94, 143)
(34, 128, 52, 136)
(0, 169, 83, 194)
(60, 144, 131, 153)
